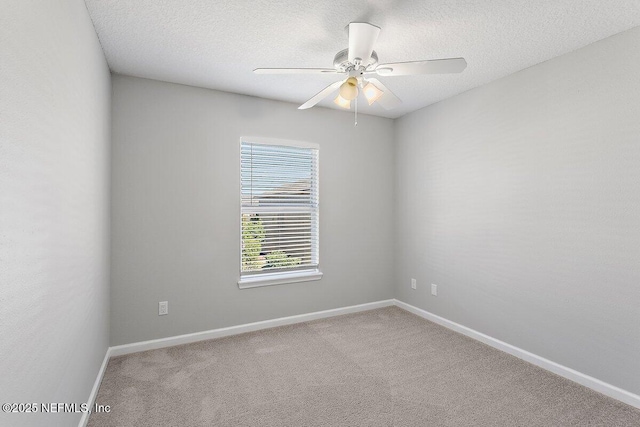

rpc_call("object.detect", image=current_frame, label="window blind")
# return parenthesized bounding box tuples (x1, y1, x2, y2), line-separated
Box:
(241, 141, 319, 276)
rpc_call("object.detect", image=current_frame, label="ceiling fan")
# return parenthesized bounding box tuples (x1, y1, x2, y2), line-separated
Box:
(254, 22, 467, 111)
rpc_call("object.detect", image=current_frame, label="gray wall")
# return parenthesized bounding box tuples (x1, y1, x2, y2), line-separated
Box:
(394, 26, 640, 395)
(110, 75, 395, 345)
(0, 1, 111, 426)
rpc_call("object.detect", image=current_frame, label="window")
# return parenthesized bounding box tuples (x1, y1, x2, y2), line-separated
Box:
(238, 138, 321, 288)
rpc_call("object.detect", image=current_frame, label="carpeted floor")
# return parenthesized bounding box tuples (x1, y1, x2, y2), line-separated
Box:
(88, 306, 640, 426)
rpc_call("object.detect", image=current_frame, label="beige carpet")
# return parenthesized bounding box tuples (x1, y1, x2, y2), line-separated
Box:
(89, 306, 640, 426)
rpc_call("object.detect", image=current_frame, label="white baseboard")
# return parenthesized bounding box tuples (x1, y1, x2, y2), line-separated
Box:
(78, 347, 112, 427)
(82, 297, 639, 425)
(110, 299, 395, 357)
(394, 299, 640, 410)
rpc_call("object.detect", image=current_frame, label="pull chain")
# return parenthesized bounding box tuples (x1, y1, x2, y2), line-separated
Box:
(354, 96, 358, 127)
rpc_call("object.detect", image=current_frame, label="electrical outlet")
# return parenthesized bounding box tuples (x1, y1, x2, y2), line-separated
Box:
(431, 284, 438, 296)
(411, 278, 417, 290)
(159, 301, 168, 316)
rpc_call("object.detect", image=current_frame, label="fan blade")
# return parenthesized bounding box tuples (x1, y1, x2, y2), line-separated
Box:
(298, 80, 345, 110)
(374, 58, 467, 76)
(254, 68, 338, 74)
(366, 78, 402, 110)
(348, 22, 381, 64)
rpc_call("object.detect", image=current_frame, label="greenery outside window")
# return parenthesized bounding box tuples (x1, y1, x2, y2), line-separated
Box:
(239, 138, 321, 288)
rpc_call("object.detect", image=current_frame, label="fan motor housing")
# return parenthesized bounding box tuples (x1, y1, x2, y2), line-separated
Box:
(333, 49, 378, 72)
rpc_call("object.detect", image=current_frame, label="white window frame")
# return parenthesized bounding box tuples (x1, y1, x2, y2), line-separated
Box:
(238, 137, 322, 289)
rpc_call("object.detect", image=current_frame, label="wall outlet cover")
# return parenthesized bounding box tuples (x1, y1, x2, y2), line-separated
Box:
(411, 278, 417, 290)
(431, 284, 437, 296)
(159, 301, 168, 315)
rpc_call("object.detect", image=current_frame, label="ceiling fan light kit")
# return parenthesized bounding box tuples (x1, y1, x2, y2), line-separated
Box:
(333, 95, 351, 109)
(339, 77, 359, 100)
(254, 22, 467, 123)
(363, 82, 384, 105)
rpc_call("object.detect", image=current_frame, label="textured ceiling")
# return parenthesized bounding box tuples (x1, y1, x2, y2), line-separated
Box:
(85, 0, 640, 118)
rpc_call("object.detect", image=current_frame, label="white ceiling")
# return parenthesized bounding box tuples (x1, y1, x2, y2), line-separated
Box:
(85, 0, 640, 119)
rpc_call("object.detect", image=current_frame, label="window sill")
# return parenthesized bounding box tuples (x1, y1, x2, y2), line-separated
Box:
(238, 269, 323, 289)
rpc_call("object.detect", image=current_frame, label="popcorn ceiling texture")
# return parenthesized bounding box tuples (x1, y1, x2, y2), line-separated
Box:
(84, 0, 640, 118)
